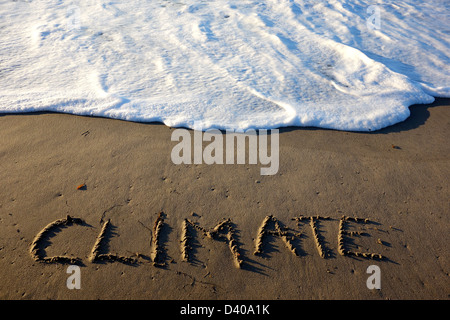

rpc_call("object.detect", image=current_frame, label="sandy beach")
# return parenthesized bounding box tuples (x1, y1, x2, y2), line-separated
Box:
(0, 98, 448, 301)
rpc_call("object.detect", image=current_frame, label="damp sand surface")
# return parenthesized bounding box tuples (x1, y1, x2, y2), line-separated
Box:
(0, 99, 449, 299)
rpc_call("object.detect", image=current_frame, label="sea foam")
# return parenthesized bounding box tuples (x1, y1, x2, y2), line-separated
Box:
(0, 0, 448, 131)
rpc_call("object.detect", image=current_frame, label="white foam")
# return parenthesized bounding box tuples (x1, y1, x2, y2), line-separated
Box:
(1, 0, 448, 131)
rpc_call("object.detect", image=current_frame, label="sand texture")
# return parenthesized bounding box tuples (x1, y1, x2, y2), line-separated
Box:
(0, 99, 448, 300)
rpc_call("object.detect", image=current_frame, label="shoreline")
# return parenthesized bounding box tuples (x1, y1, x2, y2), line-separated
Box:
(1, 97, 447, 134)
(0, 99, 448, 300)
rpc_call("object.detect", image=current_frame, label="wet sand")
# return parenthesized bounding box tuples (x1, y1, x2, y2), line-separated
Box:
(0, 99, 448, 300)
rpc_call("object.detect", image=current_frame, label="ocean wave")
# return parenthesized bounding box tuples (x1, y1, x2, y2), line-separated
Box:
(0, 0, 448, 131)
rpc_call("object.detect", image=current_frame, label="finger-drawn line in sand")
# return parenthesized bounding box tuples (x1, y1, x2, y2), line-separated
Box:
(292, 215, 331, 258)
(337, 216, 384, 260)
(99, 203, 124, 224)
(180, 219, 191, 263)
(29, 215, 85, 265)
(151, 212, 167, 268)
(181, 218, 243, 268)
(254, 215, 300, 257)
(89, 219, 137, 264)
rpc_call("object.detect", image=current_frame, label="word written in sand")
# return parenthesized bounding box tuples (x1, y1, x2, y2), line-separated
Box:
(29, 214, 386, 268)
